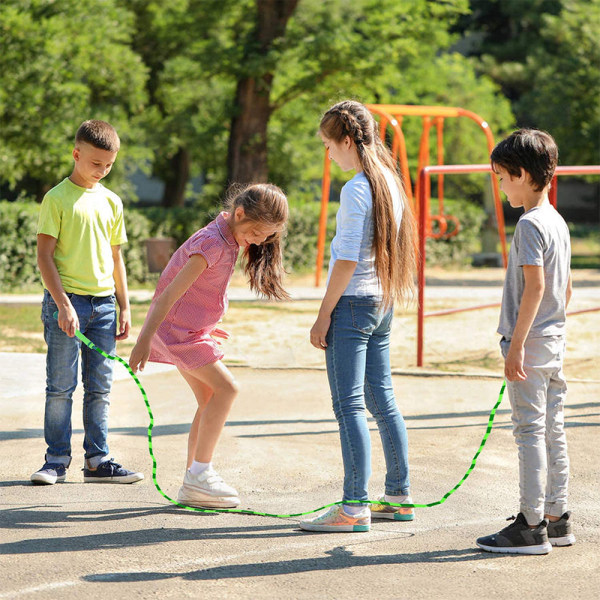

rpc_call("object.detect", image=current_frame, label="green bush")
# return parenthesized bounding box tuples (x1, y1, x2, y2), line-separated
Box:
(123, 205, 216, 284)
(0, 201, 40, 289)
(284, 201, 338, 272)
(121, 210, 152, 285)
(0, 196, 487, 289)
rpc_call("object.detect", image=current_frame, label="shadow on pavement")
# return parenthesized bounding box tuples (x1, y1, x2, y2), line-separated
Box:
(1, 403, 597, 442)
(0, 514, 297, 555)
(83, 545, 504, 583)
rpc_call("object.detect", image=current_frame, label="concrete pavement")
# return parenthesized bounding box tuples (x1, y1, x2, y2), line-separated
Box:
(1, 367, 599, 599)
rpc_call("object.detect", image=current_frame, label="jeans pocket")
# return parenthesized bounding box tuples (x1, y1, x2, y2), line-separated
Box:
(42, 291, 57, 322)
(349, 300, 381, 334)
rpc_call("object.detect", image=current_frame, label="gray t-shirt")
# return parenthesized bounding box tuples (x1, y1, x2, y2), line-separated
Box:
(498, 202, 571, 339)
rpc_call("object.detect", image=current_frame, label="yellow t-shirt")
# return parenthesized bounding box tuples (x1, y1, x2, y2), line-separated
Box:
(37, 178, 128, 296)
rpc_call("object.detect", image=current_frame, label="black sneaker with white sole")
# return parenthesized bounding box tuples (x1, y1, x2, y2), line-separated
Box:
(83, 458, 144, 484)
(31, 462, 67, 485)
(547, 511, 576, 546)
(477, 512, 552, 555)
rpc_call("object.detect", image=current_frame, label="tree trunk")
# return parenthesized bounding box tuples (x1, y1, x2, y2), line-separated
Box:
(161, 147, 190, 207)
(226, 0, 298, 185)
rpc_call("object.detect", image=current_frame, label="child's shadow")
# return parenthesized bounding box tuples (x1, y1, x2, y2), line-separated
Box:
(85, 545, 503, 583)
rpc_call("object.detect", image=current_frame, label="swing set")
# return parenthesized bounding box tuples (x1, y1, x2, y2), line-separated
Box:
(315, 104, 508, 288)
(315, 104, 600, 367)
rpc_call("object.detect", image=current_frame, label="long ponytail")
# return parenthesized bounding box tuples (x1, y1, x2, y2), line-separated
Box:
(320, 100, 416, 307)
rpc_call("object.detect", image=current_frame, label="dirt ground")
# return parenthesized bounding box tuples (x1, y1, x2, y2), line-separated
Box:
(217, 267, 600, 381)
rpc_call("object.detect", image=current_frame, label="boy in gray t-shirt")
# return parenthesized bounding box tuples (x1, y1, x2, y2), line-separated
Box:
(476, 129, 574, 556)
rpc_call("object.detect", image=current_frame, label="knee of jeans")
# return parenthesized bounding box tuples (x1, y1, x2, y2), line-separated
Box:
(333, 397, 365, 419)
(46, 377, 78, 397)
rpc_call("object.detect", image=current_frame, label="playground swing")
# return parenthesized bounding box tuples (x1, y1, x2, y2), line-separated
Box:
(315, 105, 600, 367)
(315, 103, 509, 287)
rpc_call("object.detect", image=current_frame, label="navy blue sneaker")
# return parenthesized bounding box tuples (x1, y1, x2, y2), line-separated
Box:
(31, 462, 67, 485)
(83, 458, 144, 484)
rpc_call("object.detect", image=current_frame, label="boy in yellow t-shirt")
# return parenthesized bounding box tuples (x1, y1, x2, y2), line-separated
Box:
(32, 120, 143, 485)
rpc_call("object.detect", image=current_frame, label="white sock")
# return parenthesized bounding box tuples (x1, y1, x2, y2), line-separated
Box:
(343, 504, 367, 516)
(189, 461, 211, 475)
(385, 494, 411, 504)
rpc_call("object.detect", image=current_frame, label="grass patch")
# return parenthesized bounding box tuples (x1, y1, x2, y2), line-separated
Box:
(0, 305, 45, 353)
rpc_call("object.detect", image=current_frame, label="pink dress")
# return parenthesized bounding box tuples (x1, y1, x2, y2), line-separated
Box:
(148, 212, 240, 371)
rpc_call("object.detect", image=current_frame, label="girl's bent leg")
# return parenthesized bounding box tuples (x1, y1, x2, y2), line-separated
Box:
(178, 369, 213, 469)
(179, 361, 238, 464)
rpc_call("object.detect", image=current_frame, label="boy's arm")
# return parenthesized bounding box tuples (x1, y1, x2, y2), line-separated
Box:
(505, 264, 545, 381)
(112, 245, 131, 341)
(566, 271, 573, 308)
(37, 233, 79, 337)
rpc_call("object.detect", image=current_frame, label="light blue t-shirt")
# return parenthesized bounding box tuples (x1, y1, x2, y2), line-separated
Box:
(327, 170, 403, 296)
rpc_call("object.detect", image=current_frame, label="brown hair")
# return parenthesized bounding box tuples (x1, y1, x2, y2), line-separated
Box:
(320, 100, 416, 307)
(75, 119, 120, 152)
(491, 129, 558, 192)
(225, 183, 290, 301)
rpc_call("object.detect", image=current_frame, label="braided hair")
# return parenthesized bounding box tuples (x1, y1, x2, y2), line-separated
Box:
(319, 100, 416, 307)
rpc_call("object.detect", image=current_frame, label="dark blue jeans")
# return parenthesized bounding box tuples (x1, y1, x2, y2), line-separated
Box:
(41, 290, 117, 468)
(325, 295, 410, 505)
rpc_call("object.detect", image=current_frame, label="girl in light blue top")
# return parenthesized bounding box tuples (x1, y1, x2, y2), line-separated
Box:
(301, 100, 417, 533)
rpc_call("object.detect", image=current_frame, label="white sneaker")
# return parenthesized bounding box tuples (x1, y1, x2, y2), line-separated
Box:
(176, 468, 240, 508)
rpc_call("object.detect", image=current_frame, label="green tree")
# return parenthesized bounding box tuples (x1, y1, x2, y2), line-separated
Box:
(229, 0, 475, 187)
(454, 0, 600, 165)
(267, 1, 514, 197)
(517, 1, 600, 164)
(130, 0, 487, 203)
(129, 0, 244, 206)
(0, 0, 150, 202)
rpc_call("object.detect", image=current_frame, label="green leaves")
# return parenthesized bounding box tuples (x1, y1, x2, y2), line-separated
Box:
(0, 0, 150, 199)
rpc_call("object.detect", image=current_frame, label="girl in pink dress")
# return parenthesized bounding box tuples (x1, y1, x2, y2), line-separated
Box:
(129, 184, 289, 508)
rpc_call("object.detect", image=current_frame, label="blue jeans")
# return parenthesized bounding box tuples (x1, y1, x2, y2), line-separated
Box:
(41, 290, 117, 468)
(325, 295, 410, 504)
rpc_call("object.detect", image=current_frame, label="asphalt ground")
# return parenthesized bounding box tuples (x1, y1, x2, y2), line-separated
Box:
(2, 273, 599, 598)
(1, 365, 599, 599)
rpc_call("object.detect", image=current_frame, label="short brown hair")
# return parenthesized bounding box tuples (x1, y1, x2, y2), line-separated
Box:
(491, 129, 558, 192)
(75, 120, 120, 152)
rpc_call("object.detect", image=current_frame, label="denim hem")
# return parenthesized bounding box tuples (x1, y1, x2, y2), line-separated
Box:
(45, 454, 72, 468)
(86, 454, 110, 469)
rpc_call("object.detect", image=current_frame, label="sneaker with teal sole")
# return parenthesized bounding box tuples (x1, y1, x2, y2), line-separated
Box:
(300, 505, 370, 533)
(370, 495, 415, 521)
